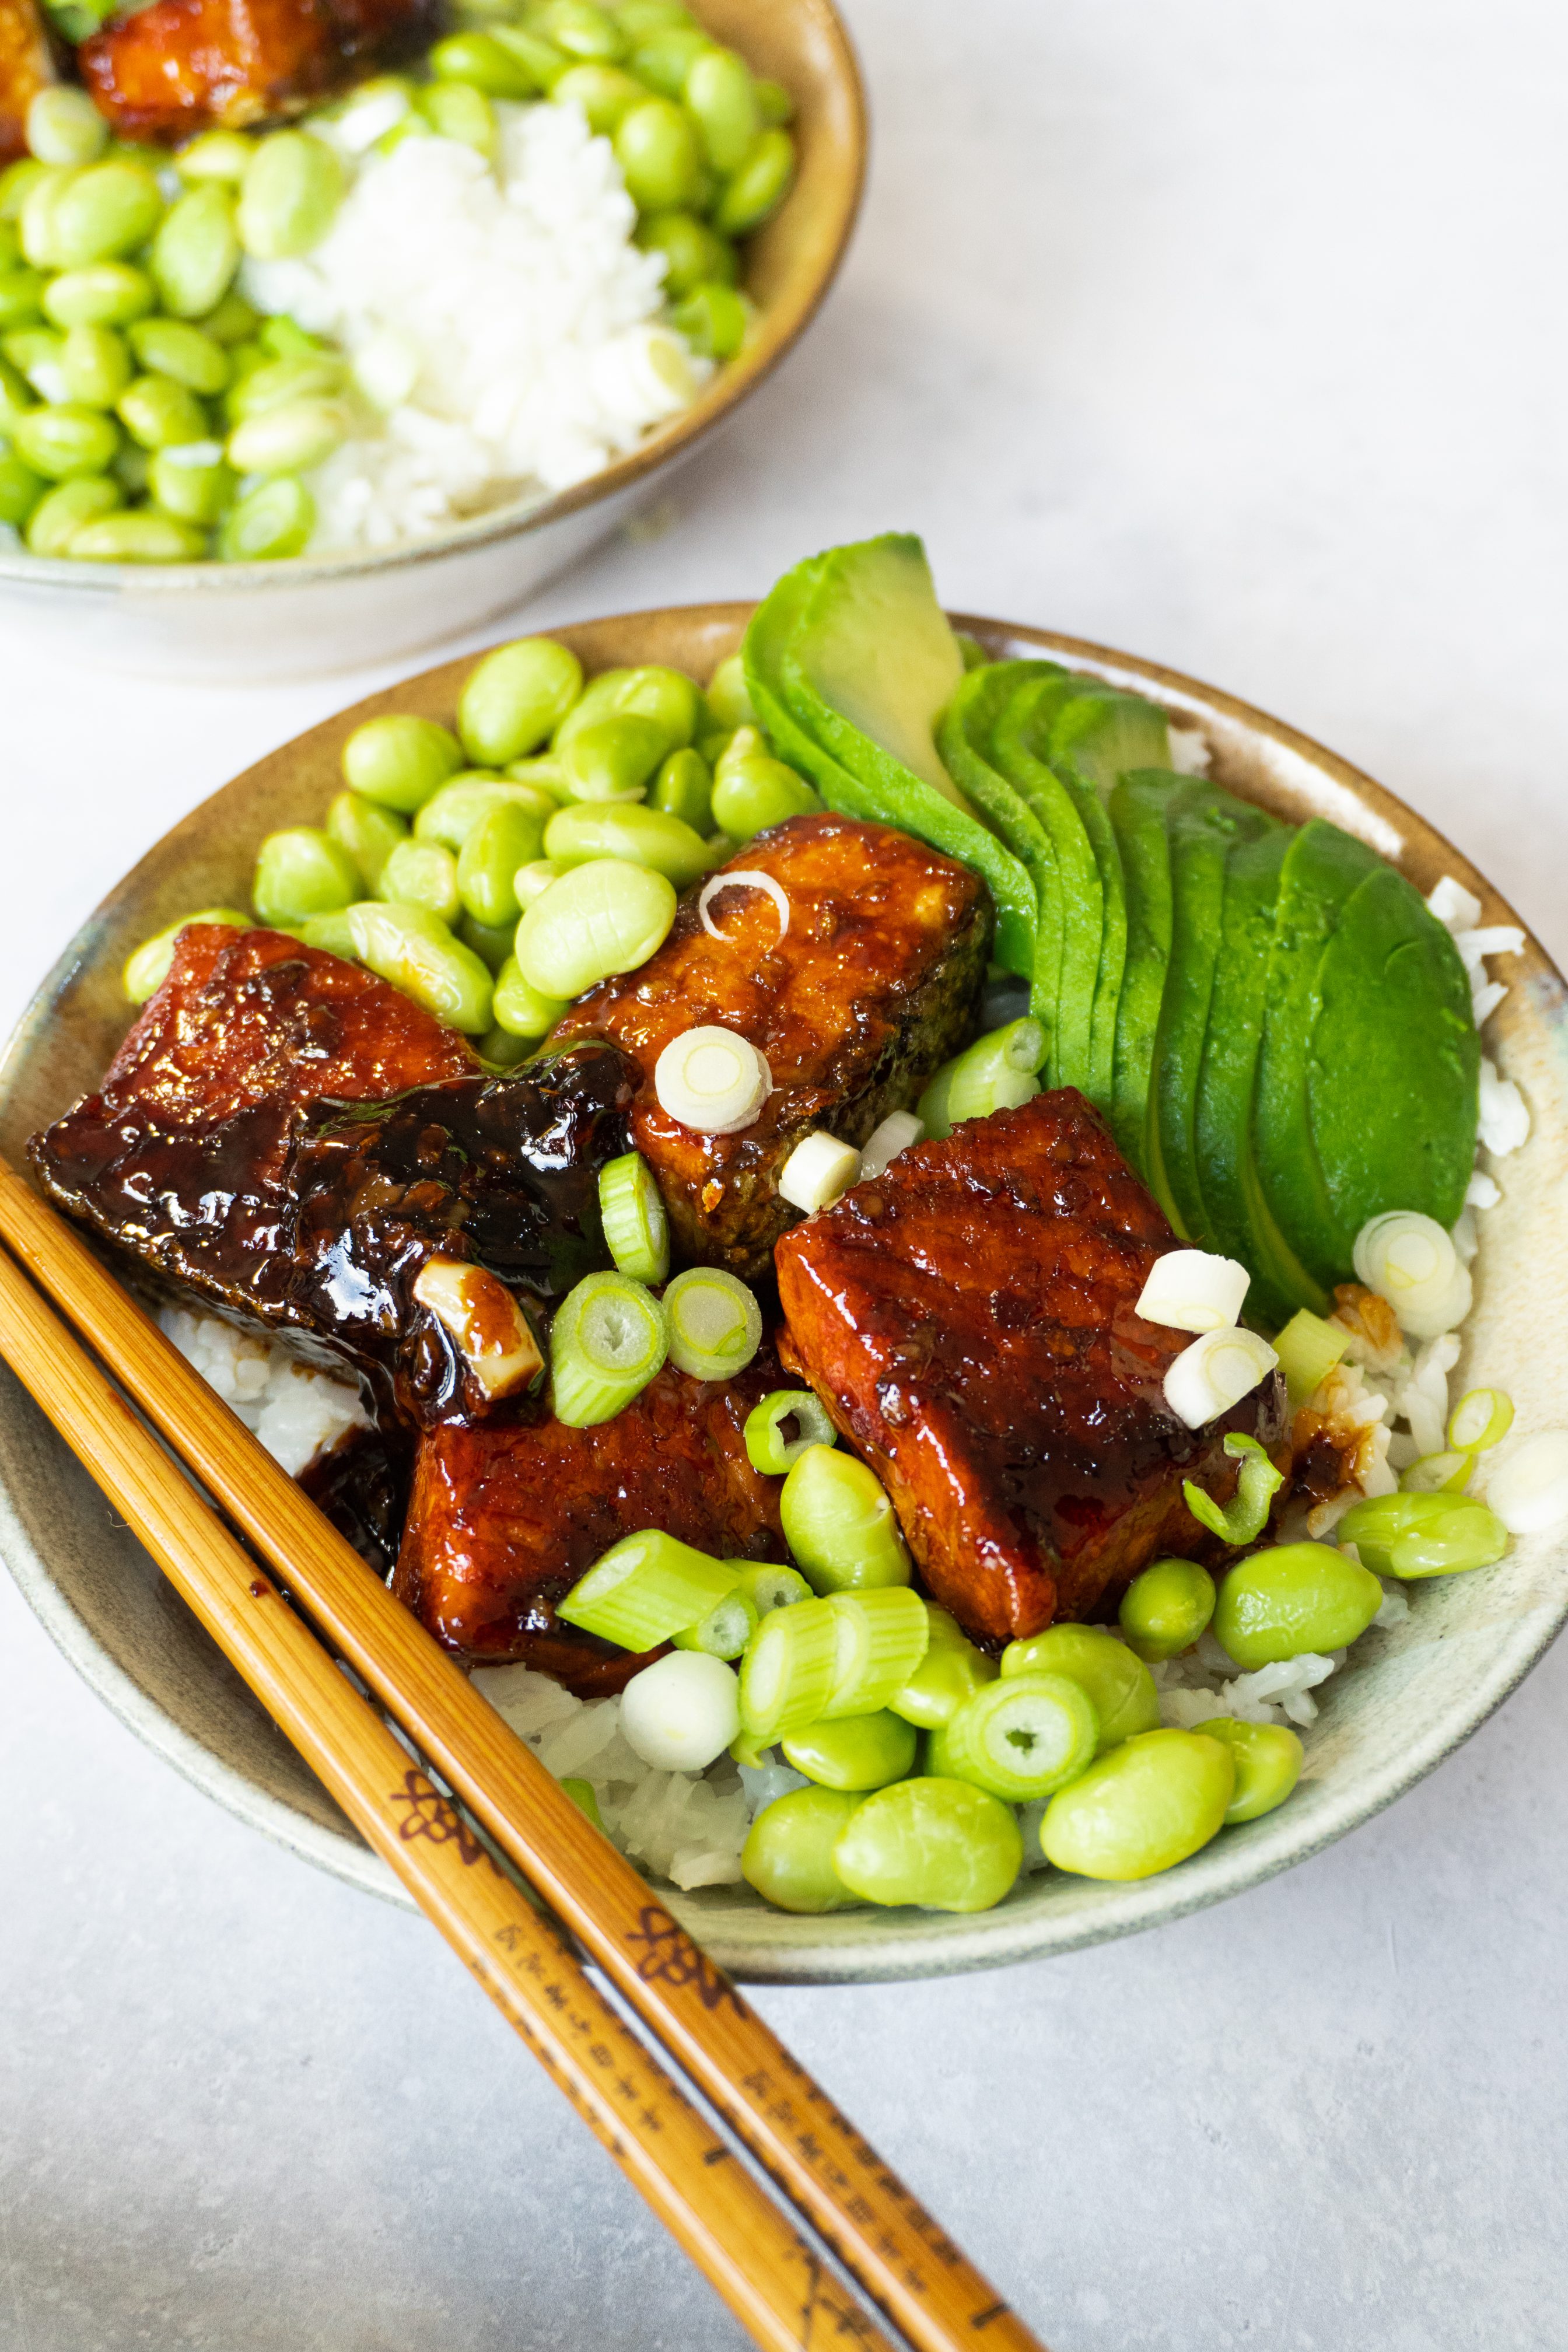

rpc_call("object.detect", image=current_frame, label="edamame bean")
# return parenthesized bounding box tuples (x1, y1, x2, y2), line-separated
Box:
(428, 30, 541, 97)
(550, 62, 644, 131)
(458, 635, 583, 764)
(710, 750, 817, 838)
(123, 907, 248, 1002)
(648, 745, 713, 832)
(550, 664, 630, 746)
(381, 836, 461, 924)
(684, 47, 761, 174)
(18, 166, 74, 269)
(1200, 1717, 1303, 1824)
(149, 183, 240, 318)
(488, 23, 572, 89)
(199, 288, 260, 344)
(755, 77, 794, 126)
(1118, 1557, 1216, 1662)
(0, 354, 29, 432)
(299, 908, 358, 958)
(541, 0, 624, 60)
(459, 913, 517, 972)
(0, 219, 19, 268)
(343, 901, 493, 1031)
(705, 651, 754, 729)
(13, 401, 118, 479)
(173, 129, 254, 185)
(507, 755, 572, 803)
(71, 510, 205, 559)
(513, 858, 562, 909)
(418, 79, 498, 155)
(216, 473, 314, 558)
(514, 857, 676, 998)
(559, 713, 670, 802)
(834, 1777, 1022, 1912)
(117, 373, 208, 449)
(457, 800, 545, 926)
(888, 1606, 997, 1728)
(1000, 1623, 1160, 1754)
(326, 789, 408, 892)
(113, 440, 149, 495)
(1040, 1729, 1234, 1881)
(414, 775, 552, 850)
(237, 131, 343, 261)
(59, 321, 131, 408)
(740, 1786, 862, 1913)
(129, 316, 230, 394)
(42, 262, 153, 328)
(24, 471, 120, 554)
(0, 267, 43, 326)
(629, 26, 712, 99)
(635, 208, 734, 296)
(478, 1023, 532, 1068)
(713, 127, 795, 236)
(492, 955, 568, 1038)
(779, 1446, 912, 1594)
(1212, 1542, 1383, 1670)
(342, 713, 464, 811)
(670, 280, 748, 358)
(51, 162, 164, 267)
(782, 1711, 916, 1793)
(614, 98, 703, 212)
(257, 315, 326, 359)
(5, 325, 62, 394)
(226, 393, 348, 474)
(149, 440, 235, 524)
(25, 88, 109, 169)
(1337, 1491, 1508, 1579)
(543, 800, 711, 886)
(0, 159, 48, 220)
(253, 827, 360, 927)
(0, 444, 41, 522)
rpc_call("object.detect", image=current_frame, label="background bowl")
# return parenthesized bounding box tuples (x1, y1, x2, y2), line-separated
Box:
(2, 602, 1564, 1984)
(0, 2, 864, 684)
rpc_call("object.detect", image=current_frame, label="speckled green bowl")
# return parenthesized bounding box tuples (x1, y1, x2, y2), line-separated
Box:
(2, 604, 1563, 1983)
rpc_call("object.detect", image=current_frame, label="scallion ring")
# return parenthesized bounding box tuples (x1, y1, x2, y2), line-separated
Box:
(597, 1149, 670, 1284)
(1448, 1387, 1515, 1454)
(698, 867, 790, 942)
(1162, 1326, 1279, 1430)
(549, 1268, 667, 1427)
(654, 1023, 771, 1133)
(663, 1266, 762, 1380)
(744, 1388, 836, 1475)
(778, 1130, 860, 1213)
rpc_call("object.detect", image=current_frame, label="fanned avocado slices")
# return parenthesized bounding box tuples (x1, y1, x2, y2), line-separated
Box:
(989, 674, 1103, 1093)
(937, 660, 1068, 1034)
(1108, 768, 1183, 1174)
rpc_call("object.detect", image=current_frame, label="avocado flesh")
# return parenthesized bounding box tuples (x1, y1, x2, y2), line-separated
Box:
(989, 674, 1103, 1093)
(790, 533, 969, 805)
(1108, 768, 1183, 1176)
(937, 660, 1068, 1031)
(1306, 864, 1480, 1266)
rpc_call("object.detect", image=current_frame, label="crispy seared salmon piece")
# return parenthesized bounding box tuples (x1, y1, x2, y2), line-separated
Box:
(0, 0, 54, 165)
(775, 1089, 1289, 1647)
(554, 813, 991, 1279)
(79, 0, 435, 144)
(394, 1354, 789, 1685)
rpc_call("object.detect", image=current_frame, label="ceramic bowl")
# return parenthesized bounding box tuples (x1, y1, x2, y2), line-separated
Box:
(2, 603, 1564, 1985)
(0, 2, 864, 684)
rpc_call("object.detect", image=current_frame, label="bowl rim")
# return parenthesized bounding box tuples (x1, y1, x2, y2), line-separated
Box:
(0, 0, 866, 601)
(3, 601, 1565, 1984)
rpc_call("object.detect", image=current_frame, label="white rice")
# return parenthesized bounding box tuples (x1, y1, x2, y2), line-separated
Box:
(240, 97, 708, 555)
(158, 1305, 368, 1475)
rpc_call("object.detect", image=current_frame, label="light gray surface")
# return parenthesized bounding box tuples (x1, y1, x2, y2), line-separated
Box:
(2, 0, 1564, 2343)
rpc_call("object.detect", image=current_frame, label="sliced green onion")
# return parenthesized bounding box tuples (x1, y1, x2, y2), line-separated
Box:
(620, 1651, 740, 1772)
(738, 1596, 841, 1740)
(1353, 1210, 1471, 1340)
(557, 1527, 736, 1648)
(778, 1130, 860, 1212)
(663, 1266, 762, 1380)
(935, 1671, 1099, 1801)
(597, 1149, 670, 1284)
(821, 1587, 931, 1719)
(1337, 1491, 1508, 1578)
(672, 1586, 758, 1660)
(1448, 1387, 1515, 1454)
(858, 1110, 922, 1181)
(743, 1388, 836, 1475)
(780, 1445, 911, 1592)
(1399, 1450, 1475, 1494)
(1163, 1326, 1279, 1429)
(549, 1269, 667, 1426)
(559, 1776, 603, 1829)
(887, 1603, 998, 1728)
(729, 1560, 813, 1618)
(1483, 1431, 1568, 1535)
(1273, 1307, 1349, 1408)
(654, 1023, 771, 1132)
(918, 1017, 1048, 1139)
(1136, 1248, 1250, 1336)
(1184, 1433, 1284, 1545)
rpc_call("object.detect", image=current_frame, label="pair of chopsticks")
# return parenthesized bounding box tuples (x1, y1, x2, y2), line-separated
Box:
(0, 1154, 1046, 2352)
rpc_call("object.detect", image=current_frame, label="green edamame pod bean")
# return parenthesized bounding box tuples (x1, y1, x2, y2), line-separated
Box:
(428, 31, 541, 97)
(507, 757, 571, 803)
(414, 775, 552, 851)
(614, 98, 703, 212)
(755, 77, 794, 127)
(713, 127, 795, 237)
(782, 1712, 916, 1793)
(226, 394, 348, 475)
(0, 159, 47, 220)
(710, 752, 817, 839)
(174, 130, 254, 186)
(648, 746, 713, 832)
(559, 713, 669, 803)
(0, 446, 43, 523)
(149, 440, 236, 524)
(459, 914, 517, 974)
(343, 901, 493, 1031)
(24, 472, 120, 554)
(123, 908, 249, 1002)
(554, 663, 701, 755)
(237, 132, 343, 261)
(670, 279, 748, 359)
(418, 80, 498, 156)
(459, 636, 583, 764)
(492, 956, 567, 1038)
(253, 827, 360, 927)
(1000, 1623, 1160, 1754)
(617, 0, 692, 33)
(4, 325, 62, 392)
(634, 209, 734, 295)
(684, 47, 761, 174)
(477, 1024, 533, 1069)
(0, 353, 29, 433)
(488, 23, 572, 88)
(25, 88, 109, 169)
(1039, 1728, 1234, 1881)
(13, 402, 118, 480)
(43, 262, 154, 328)
(228, 354, 344, 421)
(298, 908, 359, 960)
(129, 315, 230, 394)
(705, 652, 754, 729)
(71, 509, 205, 562)
(1212, 1542, 1383, 1670)
(541, 0, 624, 60)
(550, 62, 644, 131)
(888, 1609, 998, 1728)
(198, 288, 260, 345)
(216, 473, 314, 559)
(117, 374, 207, 450)
(1337, 1490, 1508, 1580)
(457, 800, 545, 927)
(543, 800, 711, 887)
(342, 713, 464, 812)
(0, 267, 44, 326)
(257, 319, 325, 363)
(150, 184, 240, 318)
(51, 162, 164, 268)
(741, 1786, 862, 1914)
(113, 441, 149, 495)
(779, 1446, 911, 1594)
(326, 789, 408, 892)
(380, 837, 461, 925)
(834, 1777, 1021, 1913)
(0, 220, 19, 268)
(17, 166, 74, 270)
(58, 322, 131, 408)
(514, 858, 676, 998)
(1200, 1717, 1304, 1824)
(1119, 1557, 1217, 1662)
(513, 859, 562, 910)
(628, 27, 712, 100)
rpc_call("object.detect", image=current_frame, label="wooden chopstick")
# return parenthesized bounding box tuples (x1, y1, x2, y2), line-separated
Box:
(0, 1234, 902, 2352)
(0, 1157, 1044, 2352)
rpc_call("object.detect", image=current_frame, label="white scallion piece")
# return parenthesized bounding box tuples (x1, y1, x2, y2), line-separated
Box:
(1484, 1431, 1568, 1536)
(1478, 1056, 1530, 1156)
(619, 1651, 740, 1772)
(778, 1131, 860, 1213)
(1163, 1328, 1279, 1430)
(698, 869, 790, 943)
(1426, 876, 1483, 933)
(1352, 1211, 1472, 1340)
(1135, 1249, 1250, 1334)
(654, 1025, 771, 1133)
(1466, 1170, 1501, 1210)
(859, 1110, 923, 1180)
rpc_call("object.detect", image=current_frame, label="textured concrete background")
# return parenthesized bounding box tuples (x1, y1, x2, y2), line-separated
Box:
(4, 2, 1566, 2344)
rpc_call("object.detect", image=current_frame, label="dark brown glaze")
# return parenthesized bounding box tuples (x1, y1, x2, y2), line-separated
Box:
(79, 0, 437, 144)
(775, 1089, 1290, 1648)
(395, 1353, 790, 1678)
(299, 1423, 411, 1578)
(0, 0, 52, 165)
(553, 813, 991, 1280)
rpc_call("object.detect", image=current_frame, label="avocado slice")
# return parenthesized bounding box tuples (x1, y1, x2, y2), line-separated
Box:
(1108, 768, 1184, 1175)
(937, 659, 1068, 1032)
(1253, 818, 1386, 1288)
(1306, 864, 1479, 1264)
(988, 674, 1104, 1094)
